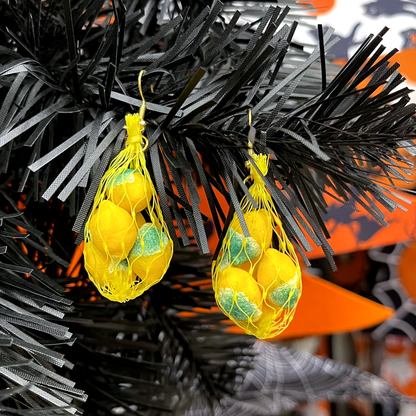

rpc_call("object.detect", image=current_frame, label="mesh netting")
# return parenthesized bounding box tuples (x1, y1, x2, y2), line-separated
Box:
(83, 109, 173, 302)
(212, 153, 302, 339)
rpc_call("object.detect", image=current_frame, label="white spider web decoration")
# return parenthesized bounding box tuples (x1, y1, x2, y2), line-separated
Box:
(182, 342, 413, 416)
(369, 243, 416, 341)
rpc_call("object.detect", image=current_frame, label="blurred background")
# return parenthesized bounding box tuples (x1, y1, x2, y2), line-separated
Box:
(280, 1, 416, 416)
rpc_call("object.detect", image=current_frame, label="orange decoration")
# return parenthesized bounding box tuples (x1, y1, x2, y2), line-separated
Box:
(330, 251, 369, 288)
(382, 335, 416, 398)
(355, 46, 416, 98)
(398, 240, 416, 303)
(307, 189, 416, 259)
(390, 48, 416, 84)
(67, 240, 84, 277)
(303, 0, 336, 15)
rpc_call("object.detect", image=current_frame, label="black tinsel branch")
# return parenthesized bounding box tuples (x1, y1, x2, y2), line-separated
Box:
(62, 248, 256, 416)
(0, 2, 415, 414)
(0, 190, 87, 414)
(1, 0, 415, 268)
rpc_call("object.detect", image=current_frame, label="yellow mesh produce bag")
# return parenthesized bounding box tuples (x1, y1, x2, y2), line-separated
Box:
(83, 73, 173, 302)
(212, 153, 302, 339)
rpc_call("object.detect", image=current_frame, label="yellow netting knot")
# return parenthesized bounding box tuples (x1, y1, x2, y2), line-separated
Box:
(249, 153, 269, 184)
(125, 113, 147, 149)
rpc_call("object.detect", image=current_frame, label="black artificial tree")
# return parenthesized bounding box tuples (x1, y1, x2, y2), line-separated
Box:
(0, 0, 415, 414)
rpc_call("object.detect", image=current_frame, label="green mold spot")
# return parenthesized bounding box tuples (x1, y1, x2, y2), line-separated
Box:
(218, 288, 262, 321)
(129, 224, 169, 258)
(110, 169, 137, 188)
(269, 283, 299, 309)
(220, 228, 260, 271)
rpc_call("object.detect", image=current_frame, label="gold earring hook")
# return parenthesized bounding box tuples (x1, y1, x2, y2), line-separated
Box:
(247, 108, 253, 156)
(138, 70, 146, 120)
(247, 108, 252, 127)
(245, 108, 254, 172)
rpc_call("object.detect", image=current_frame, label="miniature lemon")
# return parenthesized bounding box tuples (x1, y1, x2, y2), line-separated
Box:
(216, 266, 262, 322)
(84, 241, 133, 287)
(252, 302, 284, 338)
(128, 223, 172, 286)
(89, 200, 137, 259)
(257, 248, 298, 287)
(257, 248, 300, 309)
(220, 228, 261, 270)
(135, 211, 146, 228)
(130, 243, 173, 288)
(233, 209, 273, 249)
(106, 169, 152, 213)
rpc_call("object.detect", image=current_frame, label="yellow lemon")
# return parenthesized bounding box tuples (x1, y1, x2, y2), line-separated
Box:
(216, 266, 262, 322)
(233, 209, 273, 249)
(84, 242, 134, 287)
(129, 224, 172, 287)
(89, 200, 137, 259)
(106, 169, 152, 213)
(251, 302, 284, 338)
(257, 248, 300, 309)
(130, 242, 173, 288)
(135, 211, 146, 228)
